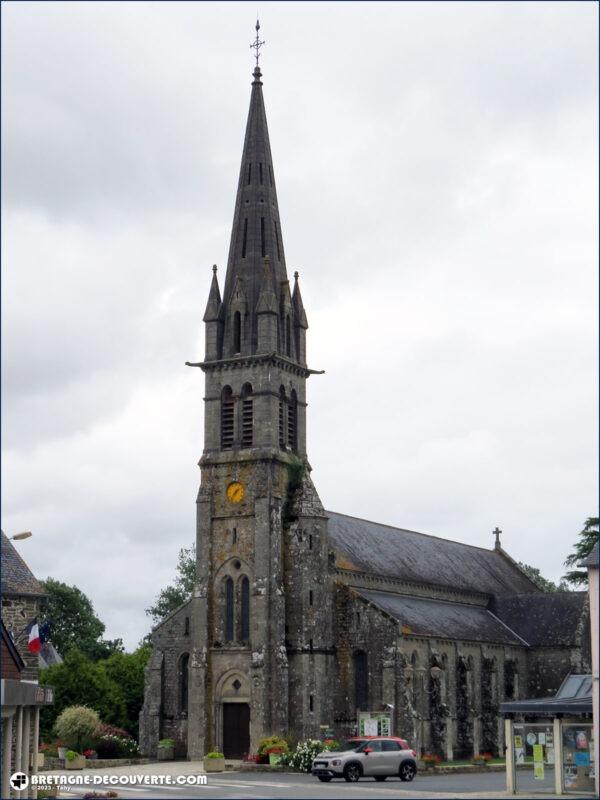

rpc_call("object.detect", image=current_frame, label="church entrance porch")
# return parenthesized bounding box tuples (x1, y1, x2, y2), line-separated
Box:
(222, 703, 250, 759)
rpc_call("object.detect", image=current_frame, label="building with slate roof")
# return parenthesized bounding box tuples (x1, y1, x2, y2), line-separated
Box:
(139, 42, 591, 762)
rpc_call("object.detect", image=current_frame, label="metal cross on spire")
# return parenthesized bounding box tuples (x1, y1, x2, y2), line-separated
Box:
(250, 18, 265, 67)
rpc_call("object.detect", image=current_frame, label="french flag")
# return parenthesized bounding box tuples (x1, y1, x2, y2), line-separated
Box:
(26, 619, 41, 654)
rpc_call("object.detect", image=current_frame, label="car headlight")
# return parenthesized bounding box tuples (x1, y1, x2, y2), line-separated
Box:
(331, 759, 342, 766)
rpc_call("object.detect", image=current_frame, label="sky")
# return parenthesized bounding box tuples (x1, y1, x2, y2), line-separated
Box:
(2, 1, 598, 650)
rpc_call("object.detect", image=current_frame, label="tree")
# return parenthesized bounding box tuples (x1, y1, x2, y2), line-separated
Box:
(145, 544, 196, 623)
(517, 562, 570, 592)
(40, 578, 123, 661)
(99, 645, 151, 738)
(39, 649, 127, 738)
(562, 517, 599, 587)
(54, 706, 100, 752)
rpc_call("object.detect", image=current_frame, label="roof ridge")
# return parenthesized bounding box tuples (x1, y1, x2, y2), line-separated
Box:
(327, 510, 496, 554)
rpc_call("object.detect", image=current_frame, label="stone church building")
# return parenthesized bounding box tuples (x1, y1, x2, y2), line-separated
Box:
(139, 59, 590, 762)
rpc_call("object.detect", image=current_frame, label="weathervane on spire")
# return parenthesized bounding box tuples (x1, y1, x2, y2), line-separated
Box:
(250, 18, 265, 67)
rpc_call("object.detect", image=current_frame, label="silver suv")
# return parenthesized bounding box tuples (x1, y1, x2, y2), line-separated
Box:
(311, 737, 418, 783)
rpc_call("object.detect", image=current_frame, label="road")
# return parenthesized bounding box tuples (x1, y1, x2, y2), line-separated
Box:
(46, 768, 576, 799)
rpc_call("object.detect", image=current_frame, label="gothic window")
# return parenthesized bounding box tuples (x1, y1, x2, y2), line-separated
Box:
(233, 311, 242, 353)
(184, 617, 190, 636)
(287, 390, 297, 451)
(354, 650, 368, 711)
(260, 217, 266, 257)
(179, 653, 189, 713)
(240, 383, 253, 448)
(247, 163, 252, 184)
(221, 386, 234, 449)
(273, 220, 281, 260)
(278, 386, 286, 449)
(240, 576, 250, 642)
(241, 218, 248, 258)
(285, 314, 292, 356)
(225, 577, 234, 642)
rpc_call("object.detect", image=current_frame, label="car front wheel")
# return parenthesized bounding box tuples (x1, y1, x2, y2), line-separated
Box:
(344, 763, 362, 782)
(400, 762, 416, 782)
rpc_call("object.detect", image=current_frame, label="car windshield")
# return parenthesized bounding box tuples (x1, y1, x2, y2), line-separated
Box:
(337, 740, 366, 752)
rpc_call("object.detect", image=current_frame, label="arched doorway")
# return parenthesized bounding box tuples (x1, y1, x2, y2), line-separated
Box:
(216, 670, 251, 759)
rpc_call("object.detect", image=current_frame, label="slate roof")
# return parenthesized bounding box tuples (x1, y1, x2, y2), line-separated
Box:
(501, 673, 592, 715)
(580, 541, 599, 568)
(1, 531, 45, 597)
(357, 589, 526, 646)
(492, 592, 588, 647)
(328, 512, 539, 597)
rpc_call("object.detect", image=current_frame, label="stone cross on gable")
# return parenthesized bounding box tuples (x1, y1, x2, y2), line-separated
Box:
(493, 527, 502, 549)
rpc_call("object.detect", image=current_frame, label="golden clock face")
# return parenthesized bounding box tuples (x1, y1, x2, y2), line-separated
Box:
(226, 481, 245, 504)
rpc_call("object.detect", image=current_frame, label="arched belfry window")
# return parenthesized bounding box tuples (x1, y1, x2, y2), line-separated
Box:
(354, 650, 368, 711)
(287, 390, 297, 452)
(225, 577, 234, 642)
(240, 576, 250, 642)
(221, 386, 234, 450)
(179, 653, 189, 712)
(241, 383, 253, 449)
(233, 311, 242, 353)
(278, 386, 286, 449)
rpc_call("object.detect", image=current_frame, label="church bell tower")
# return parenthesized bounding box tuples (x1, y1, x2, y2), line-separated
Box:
(186, 33, 334, 759)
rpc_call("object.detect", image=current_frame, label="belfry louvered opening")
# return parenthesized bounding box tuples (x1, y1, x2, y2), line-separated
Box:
(278, 386, 286, 449)
(241, 383, 253, 449)
(287, 390, 297, 452)
(221, 386, 234, 450)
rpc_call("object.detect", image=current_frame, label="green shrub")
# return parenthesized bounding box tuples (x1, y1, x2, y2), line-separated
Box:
(206, 751, 224, 759)
(65, 750, 79, 761)
(55, 706, 100, 752)
(158, 739, 176, 748)
(257, 736, 288, 756)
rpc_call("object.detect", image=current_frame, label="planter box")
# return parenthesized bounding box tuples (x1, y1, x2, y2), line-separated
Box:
(204, 757, 225, 772)
(34, 753, 45, 768)
(65, 755, 86, 770)
(157, 746, 175, 761)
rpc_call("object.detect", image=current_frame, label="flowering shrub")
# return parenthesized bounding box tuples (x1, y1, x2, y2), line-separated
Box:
(257, 736, 288, 756)
(283, 740, 323, 772)
(55, 706, 100, 752)
(83, 749, 97, 758)
(95, 734, 139, 759)
(94, 724, 134, 741)
(421, 753, 442, 766)
(472, 752, 493, 765)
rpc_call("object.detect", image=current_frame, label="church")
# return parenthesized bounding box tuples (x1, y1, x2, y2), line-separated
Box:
(139, 46, 590, 762)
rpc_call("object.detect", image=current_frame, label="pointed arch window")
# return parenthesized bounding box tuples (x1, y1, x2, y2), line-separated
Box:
(354, 650, 368, 710)
(278, 386, 286, 449)
(221, 386, 234, 449)
(225, 577, 234, 642)
(241, 383, 253, 449)
(288, 389, 297, 452)
(179, 653, 189, 712)
(240, 576, 250, 642)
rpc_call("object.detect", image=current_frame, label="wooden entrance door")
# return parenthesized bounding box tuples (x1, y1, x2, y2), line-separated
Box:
(222, 703, 250, 759)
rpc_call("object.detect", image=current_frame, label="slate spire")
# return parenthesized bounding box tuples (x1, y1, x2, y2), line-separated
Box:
(220, 58, 289, 356)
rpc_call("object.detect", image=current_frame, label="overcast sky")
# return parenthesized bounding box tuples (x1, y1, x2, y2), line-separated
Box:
(2, 1, 598, 650)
